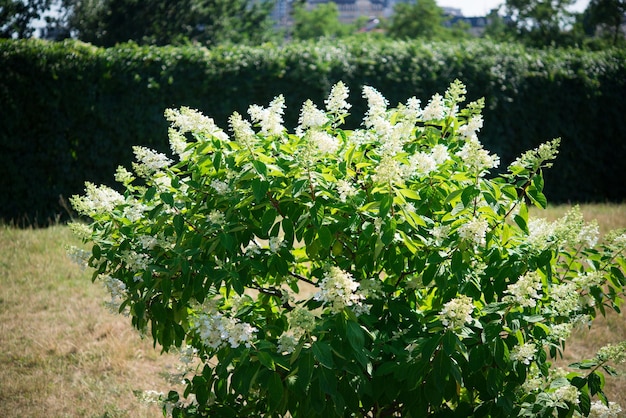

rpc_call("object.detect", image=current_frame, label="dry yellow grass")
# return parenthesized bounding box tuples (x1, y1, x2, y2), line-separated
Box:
(0, 203, 624, 417)
(0, 225, 183, 418)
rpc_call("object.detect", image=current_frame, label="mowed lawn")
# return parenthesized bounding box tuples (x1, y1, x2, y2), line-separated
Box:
(0, 203, 624, 417)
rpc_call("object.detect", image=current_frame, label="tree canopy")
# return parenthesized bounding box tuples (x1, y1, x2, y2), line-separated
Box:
(54, 0, 276, 46)
(0, 0, 52, 38)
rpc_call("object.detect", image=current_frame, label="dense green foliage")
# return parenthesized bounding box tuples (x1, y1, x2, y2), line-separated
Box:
(70, 80, 626, 417)
(1, 38, 625, 223)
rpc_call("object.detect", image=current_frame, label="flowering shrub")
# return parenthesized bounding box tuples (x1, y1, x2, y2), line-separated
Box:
(70, 80, 626, 417)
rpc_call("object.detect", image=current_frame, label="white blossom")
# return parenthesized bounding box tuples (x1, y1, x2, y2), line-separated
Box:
(277, 332, 299, 355)
(550, 282, 580, 316)
(208, 210, 225, 225)
(363, 86, 388, 128)
(458, 217, 489, 246)
(114, 166, 134, 184)
(314, 267, 365, 314)
(431, 144, 450, 165)
(248, 95, 285, 136)
(422, 93, 446, 121)
(458, 115, 484, 138)
(70, 182, 125, 216)
(505, 271, 543, 308)
(456, 137, 500, 175)
(210, 179, 230, 194)
(510, 342, 536, 365)
(229, 112, 257, 149)
(336, 179, 358, 202)
(309, 130, 340, 154)
(439, 295, 474, 330)
(192, 312, 257, 350)
(100, 274, 128, 313)
(132, 146, 173, 177)
(552, 384, 579, 405)
(325, 81, 351, 115)
(406, 152, 437, 178)
(165, 106, 228, 141)
(168, 128, 191, 160)
(298, 100, 328, 130)
(373, 155, 403, 185)
(588, 401, 623, 418)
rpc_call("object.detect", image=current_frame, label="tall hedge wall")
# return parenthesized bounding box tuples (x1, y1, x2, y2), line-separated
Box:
(1, 38, 625, 223)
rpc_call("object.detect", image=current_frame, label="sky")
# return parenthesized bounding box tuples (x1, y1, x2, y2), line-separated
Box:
(437, 0, 590, 17)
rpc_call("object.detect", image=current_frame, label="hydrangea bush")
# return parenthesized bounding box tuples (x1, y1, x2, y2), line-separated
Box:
(70, 80, 626, 417)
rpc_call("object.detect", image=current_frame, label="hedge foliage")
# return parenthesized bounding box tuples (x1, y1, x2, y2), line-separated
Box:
(1, 38, 625, 223)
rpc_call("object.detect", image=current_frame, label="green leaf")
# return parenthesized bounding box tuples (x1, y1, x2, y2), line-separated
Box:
(261, 209, 277, 236)
(267, 372, 284, 410)
(312, 341, 334, 369)
(252, 178, 269, 203)
(252, 160, 267, 176)
(346, 321, 365, 351)
(379, 194, 393, 218)
(173, 214, 184, 237)
(318, 225, 332, 250)
(588, 371, 604, 396)
(161, 192, 174, 206)
(256, 351, 276, 370)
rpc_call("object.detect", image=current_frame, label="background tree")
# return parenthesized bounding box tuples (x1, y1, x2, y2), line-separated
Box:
(55, 0, 276, 46)
(584, 0, 626, 45)
(0, 0, 52, 38)
(501, 0, 578, 46)
(291, 2, 350, 40)
(386, 0, 444, 39)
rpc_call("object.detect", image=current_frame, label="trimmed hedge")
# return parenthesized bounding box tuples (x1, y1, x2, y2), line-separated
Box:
(1, 38, 625, 223)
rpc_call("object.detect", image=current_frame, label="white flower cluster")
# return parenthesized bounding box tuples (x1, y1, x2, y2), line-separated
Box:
(336, 179, 358, 202)
(439, 295, 474, 330)
(168, 128, 190, 160)
(587, 401, 623, 418)
(422, 93, 446, 121)
(121, 250, 150, 272)
(100, 274, 127, 313)
(192, 311, 257, 350)
(298, 99, 327, 130)
(229, 112, 257, 149)
(508, 138, 560, 172)
(363, 86, 390, 135)
(550, 282, 580, 316)
(248, 95, 285, 136)
(372, 154, 403, 185)
(114, 165, 134, 184)
(548, 322, 572, 343)
(70, 182, 124, 216)
(210, 179, 230, 195)
(67, 245, 91, 269)
(596, 341, 626, 364)
(505, 271, 543, 308)
(455, 137, 500, 175)
(430, 224, 451, 246)
(324, 80, 351, 117)
(552, 384, 580, 406)
(309, 130, 340, 155)
(458, 217, 489, 247)
(458, 115, 484, 139)
(122, 200, 148, 222)
(207, 210, 225, 226)
(165, 106, 228, 141)
(277, 307, 317, 354)
(314, 267, 365, 314)
(510, 342, 536, 365)
(132, 146, 173, 178)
